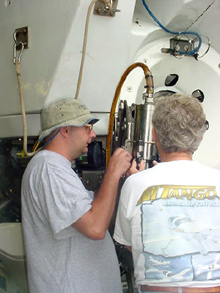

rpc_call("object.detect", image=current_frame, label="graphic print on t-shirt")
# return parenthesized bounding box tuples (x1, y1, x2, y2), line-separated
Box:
(137, 185, 220, 282)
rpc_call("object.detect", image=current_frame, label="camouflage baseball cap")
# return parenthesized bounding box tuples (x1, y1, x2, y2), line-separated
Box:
(39, 98, 99, 141)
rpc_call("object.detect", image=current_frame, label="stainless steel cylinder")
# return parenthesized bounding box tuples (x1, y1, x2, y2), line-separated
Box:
(133, 96, 156, 166)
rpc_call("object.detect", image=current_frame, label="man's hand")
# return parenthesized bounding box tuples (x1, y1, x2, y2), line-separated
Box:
(107, 148, 132, 179)
(126, 159, 145, 177)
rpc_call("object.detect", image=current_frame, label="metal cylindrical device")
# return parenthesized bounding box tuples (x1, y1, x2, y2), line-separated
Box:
(133, 95, 156, 168)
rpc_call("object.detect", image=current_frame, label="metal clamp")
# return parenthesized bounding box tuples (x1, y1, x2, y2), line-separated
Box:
(13, 27, 28, 64)
(94, 0, 120, 17)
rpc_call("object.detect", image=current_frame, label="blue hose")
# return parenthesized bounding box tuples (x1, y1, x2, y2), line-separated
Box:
(142, 0, 202, 56)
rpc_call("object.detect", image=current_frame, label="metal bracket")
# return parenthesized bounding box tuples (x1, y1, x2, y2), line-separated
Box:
(93, 0, 120, 17)
(13, 26, 29, 51)
(161, 37, 195, 56)
(170, 37, 194, 55)
(13, 26, 29, 64)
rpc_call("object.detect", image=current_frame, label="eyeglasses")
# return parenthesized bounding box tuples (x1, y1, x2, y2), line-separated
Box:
(85, 124, 93, 131)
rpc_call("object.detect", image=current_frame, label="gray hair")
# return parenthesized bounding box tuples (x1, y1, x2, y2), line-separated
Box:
(152, 93, 207, 153)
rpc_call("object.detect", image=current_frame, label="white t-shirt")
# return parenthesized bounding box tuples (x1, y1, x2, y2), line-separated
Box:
(22, 150, 122, 293)
(114, 160, 220, 288)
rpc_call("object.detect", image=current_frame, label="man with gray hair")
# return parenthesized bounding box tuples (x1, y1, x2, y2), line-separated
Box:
(114, 94, 220, 293)
(22, 98, 136, 293)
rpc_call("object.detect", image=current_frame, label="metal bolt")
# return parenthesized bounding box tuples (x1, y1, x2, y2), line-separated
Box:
(127, 86, 132, 92)
(5, 0, 11, 6)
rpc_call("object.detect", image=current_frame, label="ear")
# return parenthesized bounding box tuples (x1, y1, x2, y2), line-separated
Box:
(59, 127, 70, 138)
(152, 127, 157, 143)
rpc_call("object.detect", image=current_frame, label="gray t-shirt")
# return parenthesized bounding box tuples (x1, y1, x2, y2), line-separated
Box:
(22, 150, 122, 293)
